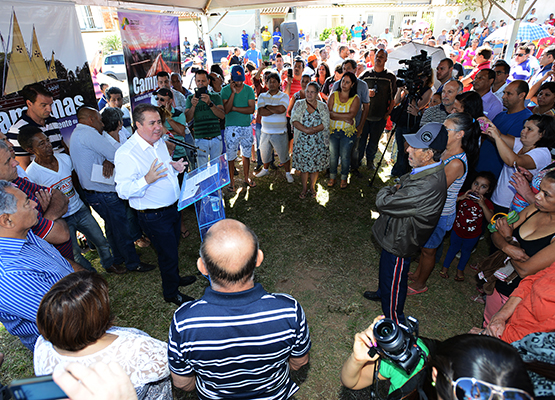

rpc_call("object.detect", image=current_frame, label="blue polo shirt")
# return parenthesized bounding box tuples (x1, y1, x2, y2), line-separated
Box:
(168, 283, 311, 400)
(475, 108, 533, 178)
(0, 230, 73, 350)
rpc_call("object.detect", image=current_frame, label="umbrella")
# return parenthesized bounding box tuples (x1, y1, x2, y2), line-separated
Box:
(411, 20, 430, 32)
(386, 42, 446, 73)
(485, 22, 550, 42)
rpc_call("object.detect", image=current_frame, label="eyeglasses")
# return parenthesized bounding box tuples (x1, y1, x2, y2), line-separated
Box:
(515, 53, 525, 57)
(451, 377, 533, 400)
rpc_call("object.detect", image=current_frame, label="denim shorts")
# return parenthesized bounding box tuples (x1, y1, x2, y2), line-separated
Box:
(423, 212, 456, 249)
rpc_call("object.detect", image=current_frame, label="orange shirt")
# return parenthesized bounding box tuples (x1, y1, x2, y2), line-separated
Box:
(501, 262, 555, 343)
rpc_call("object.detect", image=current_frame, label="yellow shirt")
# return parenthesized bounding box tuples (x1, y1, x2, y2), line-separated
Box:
(330, 91, 358, 137)
(262, 31, 272, 41)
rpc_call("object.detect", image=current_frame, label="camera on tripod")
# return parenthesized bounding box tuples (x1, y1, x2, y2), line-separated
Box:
(368, 316, 423, 375)
(397, 50, 432, 101)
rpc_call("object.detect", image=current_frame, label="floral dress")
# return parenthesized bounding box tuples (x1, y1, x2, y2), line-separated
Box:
(291, 99, 330, 173)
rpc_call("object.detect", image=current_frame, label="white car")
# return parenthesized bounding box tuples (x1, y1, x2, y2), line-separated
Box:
(101, 52, 127, 81)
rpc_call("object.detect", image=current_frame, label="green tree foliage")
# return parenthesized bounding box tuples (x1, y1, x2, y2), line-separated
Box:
(99, 33, 122, 53)
(319, 26, 352, 42)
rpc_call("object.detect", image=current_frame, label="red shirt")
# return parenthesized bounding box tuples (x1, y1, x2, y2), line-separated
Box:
(537, 36, 555, 58)
(453, 196, 494, 239)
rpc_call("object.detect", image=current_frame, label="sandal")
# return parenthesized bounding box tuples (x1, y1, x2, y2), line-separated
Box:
(227, 185, 236, 192)
(454, 274, 465, 282)
(299, 191, 307, 199)
(471, 294, 486, 304)
(340, 179, 348, 189)
(327, 179, 336, 187)
(311, 189, 317, 198)
(246, 179, 256, 188)
(181, 229, 190, 239)
(439, 270, 449, 279)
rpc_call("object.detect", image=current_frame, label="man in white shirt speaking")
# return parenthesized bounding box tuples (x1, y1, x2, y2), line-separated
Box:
(115, 103, 196, 306)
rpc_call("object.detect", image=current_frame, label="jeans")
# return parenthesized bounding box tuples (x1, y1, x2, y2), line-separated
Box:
(125, 201, 143, 242)
(262, 40, 270, 56)
(443, 231, 481, 272)
(195, 136, 223, 167)
(84, 191, 140, 270)
(359, 118, 388, 168)
(65, 205, 114, 271)
(137, 206, 181, 298)
(329, 129, 355, 180)
(391, 125, 411, 177)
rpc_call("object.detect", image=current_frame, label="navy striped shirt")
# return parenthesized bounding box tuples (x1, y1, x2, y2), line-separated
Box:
(168, 283, 311, 400)
(7, 112, 64, 156)
(0, 230, 73, 350)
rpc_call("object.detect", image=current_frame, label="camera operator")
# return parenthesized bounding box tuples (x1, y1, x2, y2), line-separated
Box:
(341, 315, 432, 396)
(390, 72, 433, 178)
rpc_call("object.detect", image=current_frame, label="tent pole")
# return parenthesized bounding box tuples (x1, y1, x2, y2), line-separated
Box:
(504, 0, 526, 61)
(201, 14, 213, 68)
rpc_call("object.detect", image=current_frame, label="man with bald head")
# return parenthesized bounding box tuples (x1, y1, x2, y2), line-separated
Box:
(168, 219, 311, 399)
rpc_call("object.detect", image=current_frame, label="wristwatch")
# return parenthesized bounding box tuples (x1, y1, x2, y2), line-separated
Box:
(209, 102, 214, 107)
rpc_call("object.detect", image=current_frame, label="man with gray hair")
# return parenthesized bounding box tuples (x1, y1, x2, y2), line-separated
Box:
(0, 181, 75, 350)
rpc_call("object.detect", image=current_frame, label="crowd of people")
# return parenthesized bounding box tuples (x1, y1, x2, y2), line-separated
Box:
(1, 11, 555, 400)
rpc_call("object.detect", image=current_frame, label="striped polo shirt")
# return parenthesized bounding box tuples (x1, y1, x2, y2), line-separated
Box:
(258, 91, 289, 134)
(168, 283, 311, 400)
(0, 230, 73, 350)
(7, 112, 64, 156)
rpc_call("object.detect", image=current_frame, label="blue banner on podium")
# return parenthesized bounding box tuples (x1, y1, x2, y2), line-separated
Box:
(178, 155, 230, 239)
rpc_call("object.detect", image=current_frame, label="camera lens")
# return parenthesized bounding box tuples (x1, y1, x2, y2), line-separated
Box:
(373, 319, 406, 356)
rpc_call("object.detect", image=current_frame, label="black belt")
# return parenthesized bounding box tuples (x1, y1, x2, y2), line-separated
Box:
(138, 202, 177, 213)
(199, 135, 220, 140)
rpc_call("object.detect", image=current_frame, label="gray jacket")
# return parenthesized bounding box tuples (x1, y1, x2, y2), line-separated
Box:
(372, 162, 447, 258)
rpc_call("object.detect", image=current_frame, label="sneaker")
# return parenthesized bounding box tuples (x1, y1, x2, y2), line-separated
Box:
(285, 172, 294, 183)
(255, 168, 269, 178)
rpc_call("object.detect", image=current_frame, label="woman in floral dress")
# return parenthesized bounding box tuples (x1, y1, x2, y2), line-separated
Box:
(291, 82, 330, 198)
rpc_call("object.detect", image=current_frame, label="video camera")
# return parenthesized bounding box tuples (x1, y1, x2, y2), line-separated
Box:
(368, 316, 423, 375)
(397, 50, 432, 102)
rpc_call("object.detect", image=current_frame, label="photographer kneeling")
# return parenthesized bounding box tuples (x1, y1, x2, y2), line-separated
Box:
(341, 315, 433, 398)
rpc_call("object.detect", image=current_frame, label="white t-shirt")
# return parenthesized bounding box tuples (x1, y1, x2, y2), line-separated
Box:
(491, 138, 552, 207)
(257, 91, 289, 134)
(103, 129, 129, 150)
(26, 153, 84, 218)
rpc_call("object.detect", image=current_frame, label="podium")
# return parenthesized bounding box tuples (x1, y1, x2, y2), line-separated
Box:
(178, 155, 230, 240)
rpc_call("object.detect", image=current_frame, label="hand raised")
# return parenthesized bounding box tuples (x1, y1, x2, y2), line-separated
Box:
(145, 158, 168, 184)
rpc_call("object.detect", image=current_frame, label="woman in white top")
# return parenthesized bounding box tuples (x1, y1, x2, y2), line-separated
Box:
(480, 114, 555, 213)
(34, 271, 171, 400)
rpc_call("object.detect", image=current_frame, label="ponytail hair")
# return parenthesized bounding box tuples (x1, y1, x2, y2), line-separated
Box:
(445, 112, 480, 167)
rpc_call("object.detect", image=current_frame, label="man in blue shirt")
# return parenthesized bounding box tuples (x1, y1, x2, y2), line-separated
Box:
(169, 219, 311, 399)
(241, 30, 249, 51)
(0, 181, 75, 350)
(244, 41, 262, 69)
(508, 45, 531, 83)
(476, 80, 533, 178)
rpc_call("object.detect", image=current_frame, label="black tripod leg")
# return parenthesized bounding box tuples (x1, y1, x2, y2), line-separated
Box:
(368, 125, 396, 187)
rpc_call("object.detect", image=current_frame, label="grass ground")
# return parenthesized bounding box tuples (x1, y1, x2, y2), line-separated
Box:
(0, 136, 490, 399)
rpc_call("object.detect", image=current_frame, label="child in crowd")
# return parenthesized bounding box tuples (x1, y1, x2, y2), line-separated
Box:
(440, 172, 496, 281)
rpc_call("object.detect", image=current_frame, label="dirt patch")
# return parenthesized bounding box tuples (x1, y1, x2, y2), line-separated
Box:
(276, 267, 327, 294)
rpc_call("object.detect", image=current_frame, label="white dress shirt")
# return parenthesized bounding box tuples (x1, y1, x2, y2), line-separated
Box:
(114, 133, 180, 210)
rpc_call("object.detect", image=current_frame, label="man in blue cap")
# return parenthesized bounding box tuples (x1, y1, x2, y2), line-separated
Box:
(363, 122, 448, 324)
(221, 65, 256, 191)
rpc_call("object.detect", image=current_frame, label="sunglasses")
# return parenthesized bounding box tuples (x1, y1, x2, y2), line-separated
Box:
(515, 54, 525, 57)
(451, 377, 533, 400)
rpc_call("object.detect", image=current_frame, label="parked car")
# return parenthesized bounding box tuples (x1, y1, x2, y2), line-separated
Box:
(101, 52, 127, 81)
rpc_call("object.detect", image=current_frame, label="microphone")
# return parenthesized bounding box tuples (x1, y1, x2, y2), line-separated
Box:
(162, 134, 205, 152)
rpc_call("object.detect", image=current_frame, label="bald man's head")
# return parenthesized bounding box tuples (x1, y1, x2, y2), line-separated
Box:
(200, 219, 260, 286)
(77, 106, 104, 134)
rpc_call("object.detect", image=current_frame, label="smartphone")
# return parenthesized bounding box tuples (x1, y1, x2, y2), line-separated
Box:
(287, 68, 293, 78)
(468, 192, 480, 201)
(478, 119, 489, 132)
(9, 375, 67, 400)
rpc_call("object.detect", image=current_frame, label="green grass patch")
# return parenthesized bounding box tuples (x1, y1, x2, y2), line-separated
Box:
(0, 140, 490, 398)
